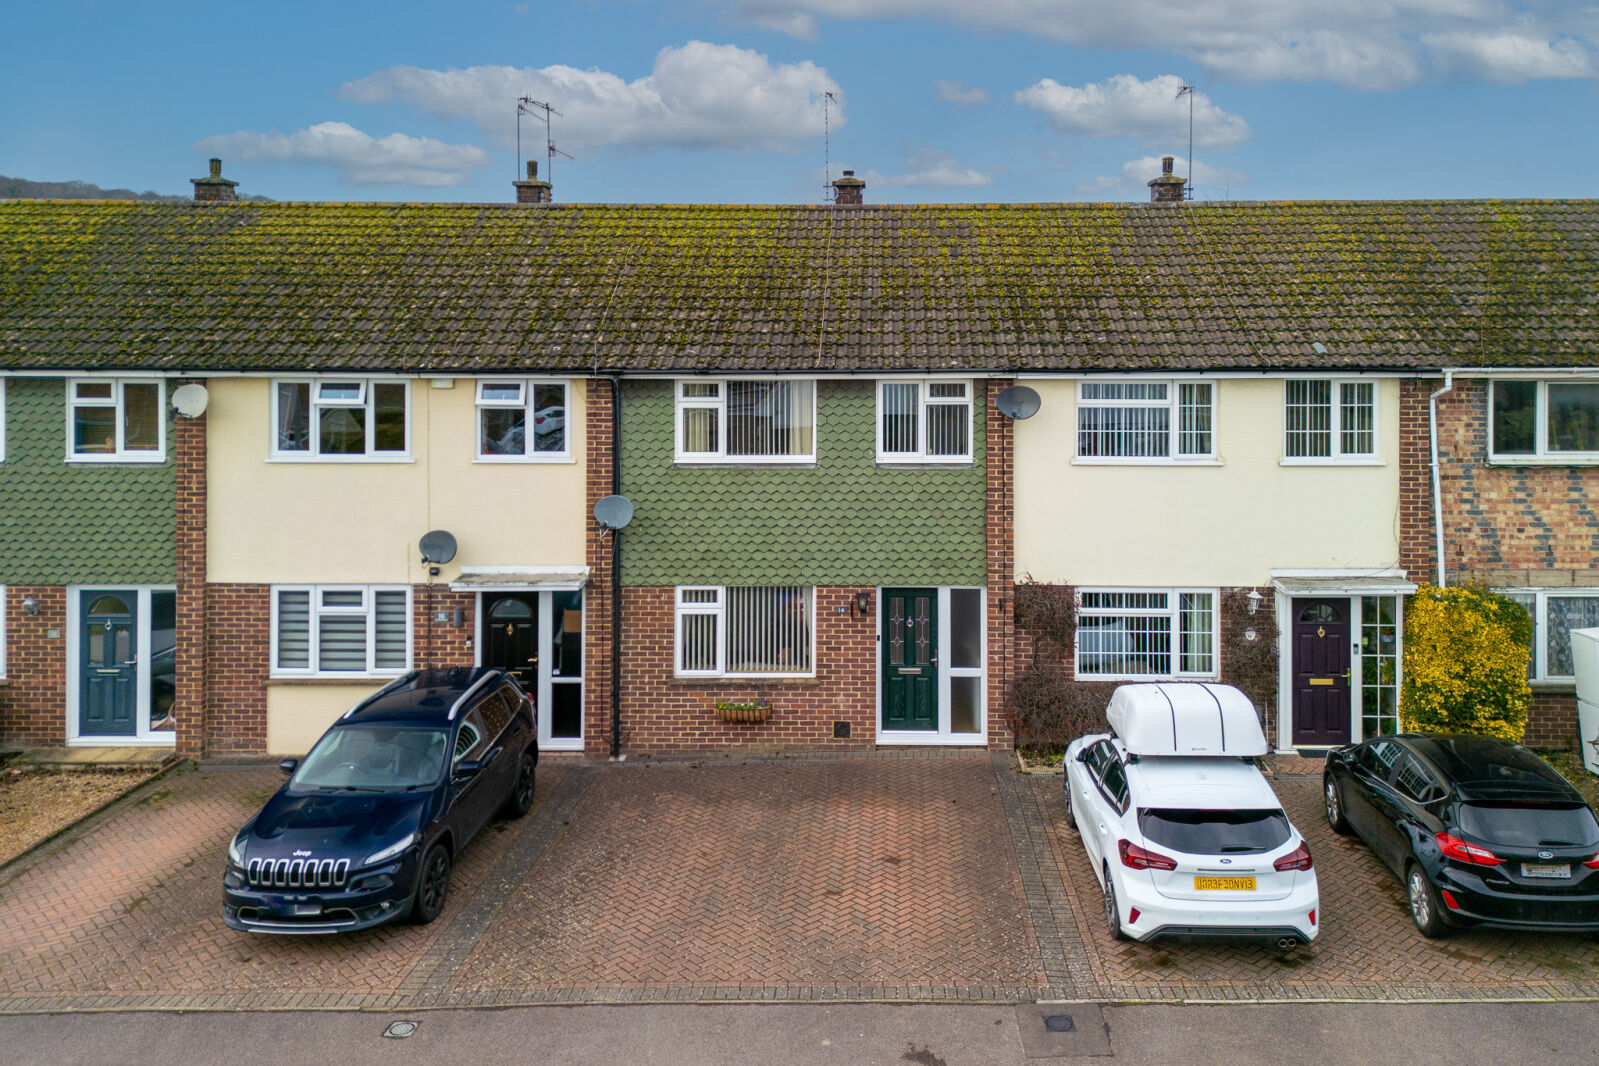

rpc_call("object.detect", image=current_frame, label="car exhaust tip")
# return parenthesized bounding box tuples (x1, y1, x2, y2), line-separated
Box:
(1276, 937, 1299, 951)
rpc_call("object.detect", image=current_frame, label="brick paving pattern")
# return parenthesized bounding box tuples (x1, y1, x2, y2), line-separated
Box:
(449, 753, 1042, 995)
(1, 754, 1596, 1014)
(1029, 771, 1599, 1001)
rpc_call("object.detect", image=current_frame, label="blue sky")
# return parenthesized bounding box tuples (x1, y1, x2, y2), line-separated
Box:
(3, 0, 1597, 205)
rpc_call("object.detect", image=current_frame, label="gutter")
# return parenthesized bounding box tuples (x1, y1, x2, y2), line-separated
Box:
(1428, 369, 1456, 587)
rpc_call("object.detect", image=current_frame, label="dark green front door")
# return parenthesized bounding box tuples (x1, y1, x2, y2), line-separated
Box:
(81, 591, 137, 736)
(883, 588, 937, 731)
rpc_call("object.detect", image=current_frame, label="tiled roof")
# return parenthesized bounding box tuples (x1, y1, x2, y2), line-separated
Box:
(2, 198, 1598, 373)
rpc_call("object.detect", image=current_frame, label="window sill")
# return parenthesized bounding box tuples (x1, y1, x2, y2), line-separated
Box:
(267, 456, 415, 464)
(1487, 456, 1599, 468)
(1279, 457, 1385, 467)
(876, 457, 973, 467)
(673, 458, 818, 467)
(1530, 679, 1577, 694)
(472, 455, 576, 465)
(1071, 458, 1223, 467)
(64, 454, 167, 465)
(267, 675, 406, 686)
(671, 676, 820, 687)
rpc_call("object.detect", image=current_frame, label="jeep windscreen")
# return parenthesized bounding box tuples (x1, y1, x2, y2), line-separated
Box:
(1137, 808, 1292, 855)
(292, 725, 449, 792)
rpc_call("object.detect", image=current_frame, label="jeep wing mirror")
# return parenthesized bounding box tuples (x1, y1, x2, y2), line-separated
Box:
(279, 758, 299, 775)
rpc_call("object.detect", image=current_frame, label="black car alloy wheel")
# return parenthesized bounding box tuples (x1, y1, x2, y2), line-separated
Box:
(1406, 863, 1449, 939)
(503, 752, 536, 818)
(1325, 778, 1350, 834)
(412, 844, 452, 925)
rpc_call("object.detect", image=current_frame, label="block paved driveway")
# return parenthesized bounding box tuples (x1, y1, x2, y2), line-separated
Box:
(0, 752, 1595, 1013)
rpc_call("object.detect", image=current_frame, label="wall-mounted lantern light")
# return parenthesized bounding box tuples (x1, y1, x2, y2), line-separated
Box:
(1246, 590, 1263, 615)
(21, 595, 40, 616)
(853, 591, 872, 617)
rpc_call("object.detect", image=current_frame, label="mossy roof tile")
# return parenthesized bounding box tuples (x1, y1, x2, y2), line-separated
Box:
(1, 198, 1598, 371)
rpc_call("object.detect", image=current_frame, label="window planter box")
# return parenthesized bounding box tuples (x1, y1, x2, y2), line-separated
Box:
(714, 700, 771, 724)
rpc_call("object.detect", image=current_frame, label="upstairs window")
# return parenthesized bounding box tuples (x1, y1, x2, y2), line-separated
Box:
(1076, 380, 1213, 461)
(477, 379, 569, 459)
(675, 586, 814, 677)
(675, 379, 815, 462)
(273, 379, 409, 460)
(1492, 380, 1599, 461)
(1284, 379, 1377, 461)
(271, 585, 411, 676)
(67, 378, 165, 461)
(878, 379, 972, 462)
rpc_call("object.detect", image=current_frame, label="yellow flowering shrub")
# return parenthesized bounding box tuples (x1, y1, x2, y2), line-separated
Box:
(1401, 585, 1532, 741)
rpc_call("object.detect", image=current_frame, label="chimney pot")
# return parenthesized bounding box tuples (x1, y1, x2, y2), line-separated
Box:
(1146, 155, 1186, 204)
(832, 168, 866, 205)
(514, 159, 553, 204)
(191, 157, 239, 203)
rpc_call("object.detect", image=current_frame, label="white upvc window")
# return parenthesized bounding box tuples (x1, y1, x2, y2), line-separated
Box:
(476, 379, 570, 460)
(675, 585, 815, 678)
(1076, 380, 1214, 462)
(66, 378, 166, 462)
(271, 378, 410, 460)
(1075, 588, 1218, 680)
(674, 379, 816, 463)
(877, 379, 972, 462)
(1283, 379, 1378, 462)
(1498, 589, 1599, 682)
(271, 585, 412, 677)
(1491, 379, 1599, 462)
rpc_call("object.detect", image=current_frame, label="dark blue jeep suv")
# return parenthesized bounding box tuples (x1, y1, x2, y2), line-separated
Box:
(223, 667, 537, 934)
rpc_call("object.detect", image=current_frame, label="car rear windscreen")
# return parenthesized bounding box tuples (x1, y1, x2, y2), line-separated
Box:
(1457, 803, 1599, 848)
(1138, 808, 1292, 855)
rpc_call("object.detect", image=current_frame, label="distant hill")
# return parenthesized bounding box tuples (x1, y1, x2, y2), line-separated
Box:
(0, 175, 271, 202)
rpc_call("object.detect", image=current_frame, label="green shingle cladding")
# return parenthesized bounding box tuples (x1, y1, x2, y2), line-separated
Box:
(619, 380, 986, 586)
(4, 199, 1599, 373)
(0, 377, 175, 584)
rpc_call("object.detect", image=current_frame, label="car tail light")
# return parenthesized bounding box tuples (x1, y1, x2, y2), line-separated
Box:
(1583, 853, 1599, 870)
(1273, 843, 1313, 872)
(1435, 832, 1503, 866)
(1118, 839, 1177, 871)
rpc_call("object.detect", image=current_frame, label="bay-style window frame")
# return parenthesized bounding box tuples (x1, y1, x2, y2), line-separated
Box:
(270, 378, 411, 461)
(1074, 378, 1216, 463)
(1074, 587, 1220, 680)
(1282, 378, 1379, 464)
(1489, 378, 1599, 463)
(674, 585, 816, 678)
(876, 378, 974, 463)
(66, 377, 167, 463)
(270, 584, 413, 677)
(673, 378, 817, 464)
(1498, 588, 1599, 682)
(475, 378, 571, 461)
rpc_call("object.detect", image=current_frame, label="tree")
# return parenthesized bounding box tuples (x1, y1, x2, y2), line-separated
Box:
(1401, 585, 1533, 741)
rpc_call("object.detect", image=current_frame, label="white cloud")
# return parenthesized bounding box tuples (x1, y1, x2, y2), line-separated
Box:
(1422, 30, 1594, 82)
(728, 0, 1598, 90)
(193, 121, 493, 187)
(745, 10, 820, 39)
(339, 42, 842, 155)
(934, 79, 990, 106)
(864, 146, 995, 189)
(1014, 74, 1250, 150)
(1079, 154, 1252, 199)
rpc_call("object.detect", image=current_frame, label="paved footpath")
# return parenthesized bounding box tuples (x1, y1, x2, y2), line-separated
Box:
(0, 752, 1594, 1013)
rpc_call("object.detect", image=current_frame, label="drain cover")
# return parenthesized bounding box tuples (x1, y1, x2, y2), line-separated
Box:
(1043, 1014, 1076, 1033)
(382, 1020, 420, 1039)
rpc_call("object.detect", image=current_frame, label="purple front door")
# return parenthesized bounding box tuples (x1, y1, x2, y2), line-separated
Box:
(1291, 598, 1352, 747)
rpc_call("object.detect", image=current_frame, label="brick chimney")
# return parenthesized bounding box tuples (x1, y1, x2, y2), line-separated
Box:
(1147, 156, 1186, 204)
(191, 158, 238, 203)
(514, 160, 552, 204)
(832, 169, 865, 205)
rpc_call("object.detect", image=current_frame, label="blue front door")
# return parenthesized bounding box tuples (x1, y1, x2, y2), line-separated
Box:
(81, 591, 138, 736)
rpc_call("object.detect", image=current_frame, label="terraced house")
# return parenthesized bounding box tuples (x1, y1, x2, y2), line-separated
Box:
(1, 163, 1596, 757)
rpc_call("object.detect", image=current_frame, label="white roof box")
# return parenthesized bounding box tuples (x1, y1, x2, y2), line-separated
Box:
(1105, 683, 1267, 757)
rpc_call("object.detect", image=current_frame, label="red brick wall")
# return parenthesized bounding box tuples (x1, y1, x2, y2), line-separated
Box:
(203, 584, 270, 755)
(174, 386, 207, 756)
(1399, 376, 1599, 747)
(617, 585, 877, 753)
(0, 586, 68, 745)
(412, 585, 474, 669)
(584, 379, 616, 757)
(986, 379, 1016, 749)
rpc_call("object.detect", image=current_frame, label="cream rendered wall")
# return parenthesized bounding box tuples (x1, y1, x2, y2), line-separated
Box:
(207, 377, 589, 584)
(1014, 378, 1402, 587)
(266, 684, 377, 755)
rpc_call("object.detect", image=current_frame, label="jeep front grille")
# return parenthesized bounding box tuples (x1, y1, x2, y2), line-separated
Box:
(246, 857, 351, 890)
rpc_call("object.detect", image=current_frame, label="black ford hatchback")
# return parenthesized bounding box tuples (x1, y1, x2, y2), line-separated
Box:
(1324, 733, 1599, 937)
(223, 667, 536, 934)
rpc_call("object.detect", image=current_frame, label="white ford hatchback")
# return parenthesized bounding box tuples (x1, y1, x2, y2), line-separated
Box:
(1064, 683, 1319, 949)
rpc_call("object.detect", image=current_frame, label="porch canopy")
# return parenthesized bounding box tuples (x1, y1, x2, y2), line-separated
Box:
(1271, 575, 1418, 597)
(448, 566, 590, 592)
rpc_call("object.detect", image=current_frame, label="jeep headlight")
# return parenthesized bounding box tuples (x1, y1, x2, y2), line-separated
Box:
(362, 832, 417, 868)
(227, 833, 248, 867)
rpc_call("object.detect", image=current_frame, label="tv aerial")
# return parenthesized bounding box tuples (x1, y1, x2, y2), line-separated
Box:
(517, 96, 574, 190)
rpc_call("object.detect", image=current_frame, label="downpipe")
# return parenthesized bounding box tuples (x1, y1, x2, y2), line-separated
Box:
(1428, 370, 1456, 588)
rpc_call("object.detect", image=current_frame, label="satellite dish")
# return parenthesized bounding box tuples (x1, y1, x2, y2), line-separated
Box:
(419, 530, 458, 564)
(593, 495, 635, 530)
(995, 385, 1042, 420)
(171, 383, 210, 418)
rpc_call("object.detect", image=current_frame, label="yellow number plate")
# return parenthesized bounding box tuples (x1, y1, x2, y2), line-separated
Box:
(1194, 876, 1256, 891)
